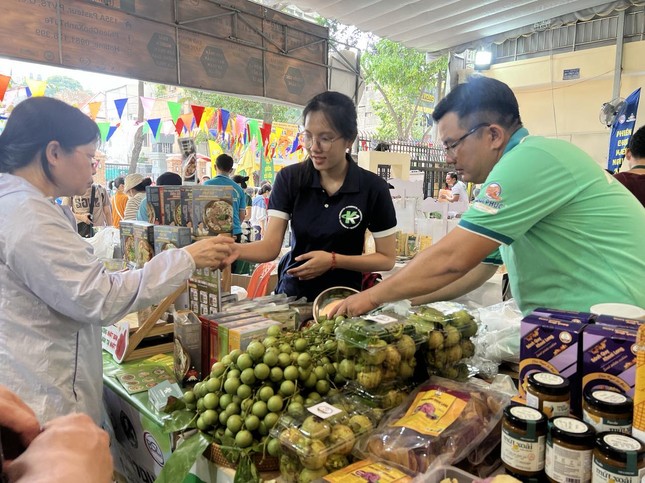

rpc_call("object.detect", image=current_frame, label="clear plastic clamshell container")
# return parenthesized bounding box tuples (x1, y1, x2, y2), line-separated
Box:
(345, 379, 412, 410)
(334, 313, 426, 388)
(272, 393, 384, 482)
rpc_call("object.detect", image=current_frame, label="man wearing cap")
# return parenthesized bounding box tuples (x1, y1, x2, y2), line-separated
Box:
(204, 154, 246, 243)
(123, 173, 151, 220)
(334, 76, 645, 318)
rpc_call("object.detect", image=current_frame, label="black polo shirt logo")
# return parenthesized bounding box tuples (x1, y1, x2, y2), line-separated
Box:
(339, 206, 363, 229)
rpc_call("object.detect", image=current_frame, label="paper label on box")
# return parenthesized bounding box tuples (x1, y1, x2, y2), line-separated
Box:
(391, 387, 467, 436)
(365, 314, 398, 325)
(308, 402, 343, 420)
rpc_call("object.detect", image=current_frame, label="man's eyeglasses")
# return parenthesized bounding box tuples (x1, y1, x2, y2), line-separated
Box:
(302, 133, 340, 152)
(442, 123, 490, 155)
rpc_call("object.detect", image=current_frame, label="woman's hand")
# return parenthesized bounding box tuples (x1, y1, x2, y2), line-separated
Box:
(287, 250, 334, 280)
(328, 290, 379, 319)
(0, 385, 41, 464)
(184, 235, 237, 269)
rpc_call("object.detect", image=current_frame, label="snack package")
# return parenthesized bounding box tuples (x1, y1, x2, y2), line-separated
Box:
(357, 376, 511, 475)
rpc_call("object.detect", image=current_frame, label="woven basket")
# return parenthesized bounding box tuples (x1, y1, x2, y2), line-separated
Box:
(204, 443, 280, 471)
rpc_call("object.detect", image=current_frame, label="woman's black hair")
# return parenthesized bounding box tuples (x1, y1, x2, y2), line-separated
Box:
(297, 91, 358, 190)
(232, 174, 249, 189)
(0, 97, 100, 181)
(132, 178, 153, 192)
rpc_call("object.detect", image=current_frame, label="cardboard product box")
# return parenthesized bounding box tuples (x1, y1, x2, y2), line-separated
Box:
(120, 220, 136, 268)
(173, 310, 202, 384)
(188, 277, 221, 317)
(532, 307, 594, 323)
(162, 186, 182, 226)
(216, 315, 267, 363)
(593, 314, 644, 330)
(180, 186, 194, 228)
(519, 314, 587, 415)
(144, 186, 163, 224)
(198, 311, 248, 375)
(582, 324, 638, 398)
(191, 185, 234, 237)
(153, 225, 192, 254)
(132, 221, 155, 269)
(228, 319, 281, 354)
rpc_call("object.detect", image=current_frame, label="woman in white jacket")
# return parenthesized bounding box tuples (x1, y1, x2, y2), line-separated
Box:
(0, 97, 235, 424)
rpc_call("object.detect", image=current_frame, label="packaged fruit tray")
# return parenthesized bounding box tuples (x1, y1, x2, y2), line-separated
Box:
(272, 393, 383, 483)
(407, 302, 478, 381)
(344, 380, 411, 410)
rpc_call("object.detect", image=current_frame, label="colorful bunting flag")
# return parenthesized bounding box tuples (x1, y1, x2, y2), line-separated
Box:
(97, 122, 110, 142)
(179, 113, 194, 132)
(114, 98, 128, 119)
(147, 118, 161, 140)
(174, 118, 185, 136)
(220, 109, 230, 134)
(106, 125, 118, 142)
(140, 96, 156, 119)
(88, 101, 102, 121)
(26, 79, 46, 97)
(191, 105, 205, 128)
(0, 74, 11, 102)
(167, 101, 181, 123)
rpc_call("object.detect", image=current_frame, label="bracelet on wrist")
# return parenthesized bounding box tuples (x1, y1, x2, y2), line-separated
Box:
(330, 251, 336, 270)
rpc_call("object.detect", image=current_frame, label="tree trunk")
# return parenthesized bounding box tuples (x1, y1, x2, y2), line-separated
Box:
(128, 81, 145, 174)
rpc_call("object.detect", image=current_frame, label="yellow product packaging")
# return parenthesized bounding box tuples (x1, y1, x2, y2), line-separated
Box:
(633, 324, 645, 442)
(323, 458, 413, 482)
(418, 235, 432, 251)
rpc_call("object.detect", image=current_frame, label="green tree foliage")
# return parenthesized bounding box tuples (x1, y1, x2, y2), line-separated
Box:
(361, 39, 447, 140)
(44, 75, 84, 96)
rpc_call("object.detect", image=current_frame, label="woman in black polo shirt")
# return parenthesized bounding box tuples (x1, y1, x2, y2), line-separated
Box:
(233, 91, 397, 301)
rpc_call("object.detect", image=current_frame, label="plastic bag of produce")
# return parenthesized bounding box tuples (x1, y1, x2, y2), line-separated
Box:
(356, 375, 511, 475)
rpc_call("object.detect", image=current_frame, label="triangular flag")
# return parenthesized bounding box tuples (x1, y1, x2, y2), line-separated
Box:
(0, 74, 11, 102)
(234, 115, 247, 140)
(162, 120, 175, 135)
(26, 79, 46, 97)
(180, 113, 194, 132)
(106, 125, 118, 142)
(114, 98, 128, 119)
(174, 118, 185, 136)
(97, 122, 110, 143)
(191, 105, 205, 128)
(201, 107, 216, 132)
(140, 96, 156, 119)
(147, 118, 161, 140)
(220, 109, 230, 133)
(209, 129, 218, 138)
(167, 101, 181, 123)
(88, 101, 102, 120)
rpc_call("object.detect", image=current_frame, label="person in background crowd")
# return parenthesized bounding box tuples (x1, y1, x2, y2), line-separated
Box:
(0, 385, 112, 482)
(439, 171, 470, 214)
(123, 173, 151, 220)
(233, 174, 252, 221)
(136, 171, 182, 222)
(614, 124, 645, 206)
(249, 184, 271, 240)
(204, 154, 246, 243)
(110, 176, 128, 228)
(0, 97, 235, 424)
(61, 166, 112, 231)
(201, 175, 211, 183)
(259, 180, 272, 209)
(232, 91, 397, 301)
(332, 76, 645, 318)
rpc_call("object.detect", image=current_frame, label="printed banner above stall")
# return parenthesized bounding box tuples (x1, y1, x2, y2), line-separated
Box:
(0, 0, 328, 106)
(607, 87, 641, 172)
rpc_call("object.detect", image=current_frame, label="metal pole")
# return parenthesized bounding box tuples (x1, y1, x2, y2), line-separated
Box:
(612, 10, 626, 100)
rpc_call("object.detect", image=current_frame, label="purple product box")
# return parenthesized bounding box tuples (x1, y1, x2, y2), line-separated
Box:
(519, 315, 587, 415)
(593, 315, 644, 330)
(581, 324, 638, 398)
(532, 307, 594, 324)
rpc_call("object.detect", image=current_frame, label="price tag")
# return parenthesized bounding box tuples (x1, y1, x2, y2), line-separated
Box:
(307, 402, 343, 420)
(364, 314, 398, 325)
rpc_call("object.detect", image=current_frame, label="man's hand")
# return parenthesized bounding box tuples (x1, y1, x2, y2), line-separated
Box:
(287, 251, 333, 280)
(0, 386, 40, 464)
(328, 290, 379, 318)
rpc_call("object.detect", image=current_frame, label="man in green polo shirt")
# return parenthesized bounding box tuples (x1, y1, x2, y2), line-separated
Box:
(334, 76, 645, 316)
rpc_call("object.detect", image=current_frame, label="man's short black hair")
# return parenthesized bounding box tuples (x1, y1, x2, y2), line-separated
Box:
(156, 171, 182, 185)
(628, 124, 645, 159)
(216, 154, 234, 172)
(433, 76, 522, 129)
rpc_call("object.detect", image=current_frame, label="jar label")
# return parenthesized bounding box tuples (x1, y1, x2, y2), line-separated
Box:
(546, 440, 592, 482)
(553, 417, 589, 433)
(592, 390, 628, 405)
(534, 372, 565, 385)
(502, 427, 545, 473)
(509, 405, 543, 421)
(592, 455, 645, 482)
(543, 399, 571, 418)
(602, 433, 643, 452)
(583, 409, 632, 434)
